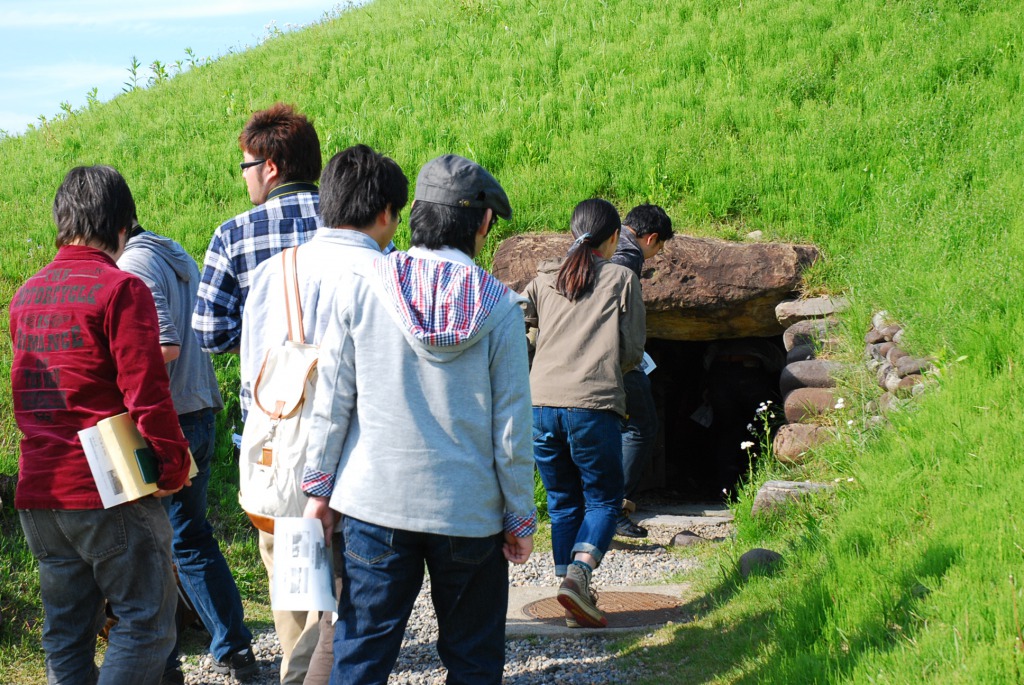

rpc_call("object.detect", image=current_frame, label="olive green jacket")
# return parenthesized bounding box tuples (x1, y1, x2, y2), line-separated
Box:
(522, 257, 645, 418)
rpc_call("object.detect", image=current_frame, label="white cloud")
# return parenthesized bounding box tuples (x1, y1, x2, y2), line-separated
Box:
(6, 0, 338, 28)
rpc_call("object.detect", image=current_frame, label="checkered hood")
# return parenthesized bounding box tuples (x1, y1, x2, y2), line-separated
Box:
(374, 251, 510, 348)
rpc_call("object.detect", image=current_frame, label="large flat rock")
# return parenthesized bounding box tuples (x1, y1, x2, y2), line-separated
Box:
(492, 233, 819, 340)
(751, 479, 833, 517)
(631, 502, 734, 529)
(775, 296, 850, 328)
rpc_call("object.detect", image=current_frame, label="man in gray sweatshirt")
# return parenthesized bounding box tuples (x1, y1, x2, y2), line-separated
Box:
(302, 155, 536, 684)
(119, 222, 256, 684)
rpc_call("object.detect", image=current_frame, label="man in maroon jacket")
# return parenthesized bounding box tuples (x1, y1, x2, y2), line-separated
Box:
(10, 165, 192, 685)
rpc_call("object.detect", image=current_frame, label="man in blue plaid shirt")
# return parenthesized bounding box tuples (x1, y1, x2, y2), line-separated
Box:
(191, 103, 323, 683)
(193, 102, 323, 360)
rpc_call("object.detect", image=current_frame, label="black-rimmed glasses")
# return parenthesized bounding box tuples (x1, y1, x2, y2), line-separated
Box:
(239, 159, 266, 171)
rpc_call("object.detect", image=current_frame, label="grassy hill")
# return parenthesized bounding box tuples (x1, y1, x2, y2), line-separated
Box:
(2, 0, 1023, 681)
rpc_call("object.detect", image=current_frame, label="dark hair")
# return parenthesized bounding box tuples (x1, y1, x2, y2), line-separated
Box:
(624, 204, 674, 242)
(555, 199, 621, 302)
(409, 202, 489, 256)
(239, 103, 321, 183)
(320, 145, 409, 229)
(53, 165, 136, 252)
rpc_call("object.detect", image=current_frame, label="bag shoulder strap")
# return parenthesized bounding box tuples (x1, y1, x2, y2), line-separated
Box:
(281, 247, 304, 343)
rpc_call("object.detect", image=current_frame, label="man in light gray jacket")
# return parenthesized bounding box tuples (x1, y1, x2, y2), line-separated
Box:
(302, 155, 535, 684)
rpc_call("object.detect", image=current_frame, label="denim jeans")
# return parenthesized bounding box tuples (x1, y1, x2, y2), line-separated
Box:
(532, 406, 624, 576)
(330, 516, 508, 685)
(621, 369, 658, 500)
(164, 409, 251, 666)
(20, 498, 177, 685)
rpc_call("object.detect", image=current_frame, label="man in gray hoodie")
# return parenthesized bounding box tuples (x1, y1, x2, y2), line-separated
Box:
(119, 223, 256, 684)
(301, 155, 536, 684)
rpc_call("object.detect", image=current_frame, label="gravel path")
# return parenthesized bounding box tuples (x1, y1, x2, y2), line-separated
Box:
(179, 529, 706, 684)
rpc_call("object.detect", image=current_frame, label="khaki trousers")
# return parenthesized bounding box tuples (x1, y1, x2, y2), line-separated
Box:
(258, 529, 321, 684)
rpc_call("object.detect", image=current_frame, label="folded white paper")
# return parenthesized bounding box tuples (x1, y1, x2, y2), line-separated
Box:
(271, 517, 337, 612)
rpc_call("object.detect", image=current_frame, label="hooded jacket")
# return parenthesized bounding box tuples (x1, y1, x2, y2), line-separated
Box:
(119, 231, 223, 416)
(302, 247, 536, 538)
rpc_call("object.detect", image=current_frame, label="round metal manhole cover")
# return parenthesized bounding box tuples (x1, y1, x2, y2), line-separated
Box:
(522, 591, 684, 628)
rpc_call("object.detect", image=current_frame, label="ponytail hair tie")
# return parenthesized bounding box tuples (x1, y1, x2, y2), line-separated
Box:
(572, 232, 592, 247)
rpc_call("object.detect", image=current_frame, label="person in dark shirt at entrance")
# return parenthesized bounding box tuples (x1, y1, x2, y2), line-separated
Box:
(610, 204, 674, 538)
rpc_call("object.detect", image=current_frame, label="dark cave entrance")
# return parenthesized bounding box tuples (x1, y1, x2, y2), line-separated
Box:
(637, 336, 787, 503)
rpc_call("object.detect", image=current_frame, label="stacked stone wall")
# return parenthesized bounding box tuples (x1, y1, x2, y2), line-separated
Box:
(769, 299, 936, 464)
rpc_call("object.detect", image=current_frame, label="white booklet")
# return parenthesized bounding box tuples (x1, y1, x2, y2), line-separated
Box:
(79, 412, 196, 508)
(272, 517, 337, 612)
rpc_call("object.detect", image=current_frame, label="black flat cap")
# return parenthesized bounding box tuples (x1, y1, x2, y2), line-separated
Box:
(414, 154, 512, 220)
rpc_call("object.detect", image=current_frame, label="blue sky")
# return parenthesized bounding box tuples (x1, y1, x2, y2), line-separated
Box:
(0, 1, 345, 135)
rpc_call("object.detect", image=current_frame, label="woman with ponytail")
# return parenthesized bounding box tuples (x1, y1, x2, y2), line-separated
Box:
(522, 198, 646, 628)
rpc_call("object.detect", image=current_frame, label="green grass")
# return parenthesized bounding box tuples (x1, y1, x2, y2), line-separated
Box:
(2, 0, 1024, 681)
(0, 507, 46, 684)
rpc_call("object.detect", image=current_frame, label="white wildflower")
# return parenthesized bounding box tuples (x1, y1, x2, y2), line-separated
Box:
(847, 420, 854, 426)
(740, 441, 755, 450)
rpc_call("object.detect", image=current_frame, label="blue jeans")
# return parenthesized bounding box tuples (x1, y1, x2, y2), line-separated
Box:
(330, 516, 508, 685)
(163, 409, 251, 666)
(532, 406, 624, 576)
(621, 369, 658, 500)
(20, 498, 177, 685)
